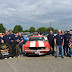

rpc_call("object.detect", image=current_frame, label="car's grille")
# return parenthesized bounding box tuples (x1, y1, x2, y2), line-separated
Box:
(29, 47, 45, 50)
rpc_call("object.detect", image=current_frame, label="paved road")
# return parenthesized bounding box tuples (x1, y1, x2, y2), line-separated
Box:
(0, 44, 72, 72)
(0, 55, 72, 72)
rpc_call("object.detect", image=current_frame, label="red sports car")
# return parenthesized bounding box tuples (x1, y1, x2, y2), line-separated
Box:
(24, 36, 50, 55)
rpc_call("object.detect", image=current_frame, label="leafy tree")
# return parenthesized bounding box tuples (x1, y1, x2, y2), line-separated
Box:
(70, 30, 72, 31)
(29, 27, 35, 32)
(47, 27, 54, 32)
(36, 27, 47, 32)
(13, 25, 23, 33)
(0, 23, 6, 33)
(54, 29, 58, 32)
(23, 30, 29, 32)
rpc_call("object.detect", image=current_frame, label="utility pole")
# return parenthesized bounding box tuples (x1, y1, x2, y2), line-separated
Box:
(50, 20, 51, 28)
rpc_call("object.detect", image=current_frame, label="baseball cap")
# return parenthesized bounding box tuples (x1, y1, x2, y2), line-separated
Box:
(58, 30, 61, 32)
(67, 30, 70, 32)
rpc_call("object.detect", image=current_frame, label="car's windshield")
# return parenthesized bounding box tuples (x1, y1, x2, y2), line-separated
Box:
(29, 37, 45, 41)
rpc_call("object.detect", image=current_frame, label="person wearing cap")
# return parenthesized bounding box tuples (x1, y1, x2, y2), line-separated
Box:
(9, 30, 15, 42)
(14, 32, 20, 58)
(54, 30, 64, 58)
(8, 30, 16, 57)
(47, 30, 54, 55)
(18, 32, 24, 55)
(64, 30, 71, 57)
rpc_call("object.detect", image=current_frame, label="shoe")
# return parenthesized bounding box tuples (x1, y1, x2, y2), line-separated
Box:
(9, 57, 12, 59)
(5, 58, 7, 60)
(69, 55, 71, 58)
(55, 56, 57, 58)
(18, 55, 20, 58)
(52, 54, 54, 56)
(13, 57, 16, 59)
(62, 57, 64, 58)
(64, 54, 66, 56)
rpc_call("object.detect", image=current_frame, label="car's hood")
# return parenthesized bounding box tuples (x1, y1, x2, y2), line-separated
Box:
(24, 41, 49, 47)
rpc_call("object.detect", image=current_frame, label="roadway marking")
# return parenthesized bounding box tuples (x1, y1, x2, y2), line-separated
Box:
(14, 57, 72, 59)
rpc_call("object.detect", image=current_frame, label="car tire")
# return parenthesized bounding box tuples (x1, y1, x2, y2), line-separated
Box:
(47, 50, 51, 55)
(23, 51, 28, 56)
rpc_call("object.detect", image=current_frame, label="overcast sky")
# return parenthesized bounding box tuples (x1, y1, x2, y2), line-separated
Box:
(0, 0, 72, 30)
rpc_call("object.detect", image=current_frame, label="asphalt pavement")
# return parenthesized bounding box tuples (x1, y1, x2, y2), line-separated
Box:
(0, 56, 72, 72)
(0, 44, 72, 72)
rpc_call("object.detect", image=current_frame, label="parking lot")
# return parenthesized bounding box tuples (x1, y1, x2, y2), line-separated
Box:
(0, 55, 72, 72)
(0, 44, 72, 72)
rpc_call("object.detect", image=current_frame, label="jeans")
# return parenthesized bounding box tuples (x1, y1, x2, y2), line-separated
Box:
(9, 42, 16, 57)
(64, 46, 71, 56)
(50, 44, 54, 54)
(63, 46, 66, 55)
(19, 44, 23, 55)
(56, 45, 64, 57)
(16, 44, 19, 56)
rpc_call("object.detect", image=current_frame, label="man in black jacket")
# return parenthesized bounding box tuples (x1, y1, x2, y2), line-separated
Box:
(47, 30, 54, 55)
(64, 30, 71, 57)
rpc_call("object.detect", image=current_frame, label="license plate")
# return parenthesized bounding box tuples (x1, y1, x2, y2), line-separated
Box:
(1, 52, 9, 56)
(35, 51, 40, 54)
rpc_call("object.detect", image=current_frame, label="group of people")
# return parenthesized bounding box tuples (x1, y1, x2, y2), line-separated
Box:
(0, 30, 24, 58)
(0, 29, 72, 59)
(47, 30, 72, 58)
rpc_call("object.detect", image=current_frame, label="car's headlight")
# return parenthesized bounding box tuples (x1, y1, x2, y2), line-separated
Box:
(26, 47, 29, 50)
(45, 47, 48, 49)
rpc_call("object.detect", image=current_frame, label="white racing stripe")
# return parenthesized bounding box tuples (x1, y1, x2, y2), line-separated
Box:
(30, 41, 35, 47)
(38, 41, 45, 47)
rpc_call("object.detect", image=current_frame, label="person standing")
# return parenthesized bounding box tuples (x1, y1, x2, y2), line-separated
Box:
(47, 30, 54, 55)
(3, 31, 11, 43)
(14, 32, 20, 57)
(3, 31, 12, 59)
(64, 30, 71, 57)
(54, 30, 64, 58)
(9, 30, 15, 42)
(69, 36, 72, 58)
(61, 31, 66, 55)
(18, 32, 24, 55)
(9, 30, 16, 57)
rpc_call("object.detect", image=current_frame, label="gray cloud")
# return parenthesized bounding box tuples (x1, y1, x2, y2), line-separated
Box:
(0, 0, 72, 30)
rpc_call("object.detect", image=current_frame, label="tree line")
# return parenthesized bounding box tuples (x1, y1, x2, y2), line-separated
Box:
(0, 23, 58, 33)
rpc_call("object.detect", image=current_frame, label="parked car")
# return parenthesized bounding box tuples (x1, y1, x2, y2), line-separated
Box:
(24, 36, 50, 55)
